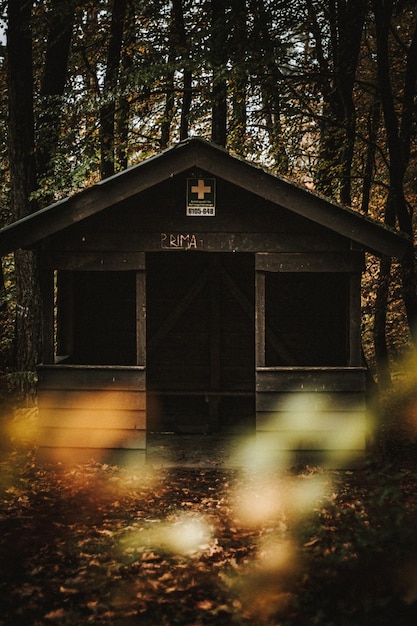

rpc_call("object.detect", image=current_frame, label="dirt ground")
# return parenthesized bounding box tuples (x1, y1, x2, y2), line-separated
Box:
(146, 432, 255, 468)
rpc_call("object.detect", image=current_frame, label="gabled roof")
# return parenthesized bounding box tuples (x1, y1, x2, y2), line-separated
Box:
(0, 136, 411, 258)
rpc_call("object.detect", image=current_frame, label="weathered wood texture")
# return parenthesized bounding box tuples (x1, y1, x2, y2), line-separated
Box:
(256, 367, 367, 467)
(37, 365, 146, 449)
(42, 173, 353, 257)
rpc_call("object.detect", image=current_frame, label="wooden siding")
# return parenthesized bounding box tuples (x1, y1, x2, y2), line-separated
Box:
(37, 365, 146, 450)
(256, 367, 368, 468)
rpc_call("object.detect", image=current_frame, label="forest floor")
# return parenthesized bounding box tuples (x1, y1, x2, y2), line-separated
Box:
(1, 411, 417, 625)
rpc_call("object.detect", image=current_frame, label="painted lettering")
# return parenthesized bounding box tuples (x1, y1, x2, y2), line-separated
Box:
(161, 233, 201, 250)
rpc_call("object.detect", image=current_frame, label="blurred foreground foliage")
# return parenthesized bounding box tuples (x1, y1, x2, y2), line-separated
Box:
(1, 433, 417, 625)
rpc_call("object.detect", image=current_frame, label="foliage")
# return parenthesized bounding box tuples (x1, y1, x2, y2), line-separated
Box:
(1, 441, 417, 625)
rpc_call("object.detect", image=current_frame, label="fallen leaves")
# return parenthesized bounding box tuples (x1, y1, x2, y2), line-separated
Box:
(1, 452, 417, 624)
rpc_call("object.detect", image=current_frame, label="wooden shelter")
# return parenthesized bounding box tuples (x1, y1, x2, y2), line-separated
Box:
(0, 138, 410, 466)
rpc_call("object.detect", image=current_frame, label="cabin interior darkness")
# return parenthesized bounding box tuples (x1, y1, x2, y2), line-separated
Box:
(146, 252, 256, 434)
(265, 272, 349, 366)
(62, 270, 137, 366)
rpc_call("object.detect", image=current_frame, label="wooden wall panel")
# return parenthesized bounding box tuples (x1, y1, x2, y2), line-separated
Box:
(38, 427, 146, 449)
(38, 409, 146, 430)
(37, 365, 146, 450)
(38, 365, 145, 390)
(255, 367, 368, 468)
(38, 389, 146, 410)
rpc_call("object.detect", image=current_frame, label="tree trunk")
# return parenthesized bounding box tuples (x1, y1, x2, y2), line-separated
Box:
(211, 0, 228, 147)
(116, 0, 136, 169)
(7, 0, 41, 399)
(360, 97, 381, 215)
(250, 0, 288, 172)
(374, 255, 392, 389)
(171, 0, 191, 141)
(373, 0, 417, 345)
(100, 0, 127, 179)
(308, 0, 366, 203)
(36, 0, 75, 189)
(180, 69, 192, 140)
(229, 0, 247, 153)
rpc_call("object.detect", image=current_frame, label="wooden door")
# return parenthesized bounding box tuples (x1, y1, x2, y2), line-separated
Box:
(146, 252, 255, 433)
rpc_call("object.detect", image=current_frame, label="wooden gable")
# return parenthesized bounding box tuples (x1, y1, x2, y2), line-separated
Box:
(0, 137, 410, 259)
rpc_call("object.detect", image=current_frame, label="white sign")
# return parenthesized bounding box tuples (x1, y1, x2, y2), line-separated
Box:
(186, 178, 216, 216)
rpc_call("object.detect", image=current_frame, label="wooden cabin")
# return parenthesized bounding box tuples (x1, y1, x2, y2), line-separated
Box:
(0, 138, 410, 466)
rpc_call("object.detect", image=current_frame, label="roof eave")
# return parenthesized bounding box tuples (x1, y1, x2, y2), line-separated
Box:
(0, 138, 411, 260)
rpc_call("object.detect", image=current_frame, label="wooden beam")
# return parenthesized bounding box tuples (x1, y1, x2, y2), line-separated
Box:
(255, 252, 365, 272)
(255, 271, 266, 368)
(349, 273, 362, 366)
(40, 269, 55, 364)
(136, 268, 146, 366)
(56, 271, 74, 356)
(39, 251, 146, 270)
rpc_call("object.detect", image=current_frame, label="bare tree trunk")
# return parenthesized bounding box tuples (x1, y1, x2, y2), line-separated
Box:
(229, 0, 247, 153)
(374, 256, 392, 388)
(249, 0, 288, 172)
(36, 0, 75, 190)
(308, 0, 366, 203)
(116, 0, 136, 169)
(211, 0, 228, 147)
(7, 0, 41, 399)
(171, 0, 191, 141)
(160, 1, 179, 149)
(180, 69, 192, 140)
(361, 97, 381, 215)
(373, 0, 417, 346)
(100, 0, 127, 179)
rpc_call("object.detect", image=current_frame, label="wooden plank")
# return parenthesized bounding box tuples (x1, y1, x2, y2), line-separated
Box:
(210, 260, 221, 394)
(256, 368, 367, 392)
(39, 251, 146, 271)
(38, 389, 146, 410)
(255, 252, 365, 272)
(256, 430, 366, 450)
(136, 270, 146, 366)
(47, 232, 351, 254)
(38, 409, 146, 430)
(349, 273, 362, 366)
(37, 365, 146, 391)
(254, 264, 296, 365)
(255, 271, 266, 367)
(256, 411, 366, 432)
(38, 427, 146, 449)
(56, 271, 74, 356)
(39, 269, 55, 364)
(255, 391, 366, 412)
(147, 390, 254, 396)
